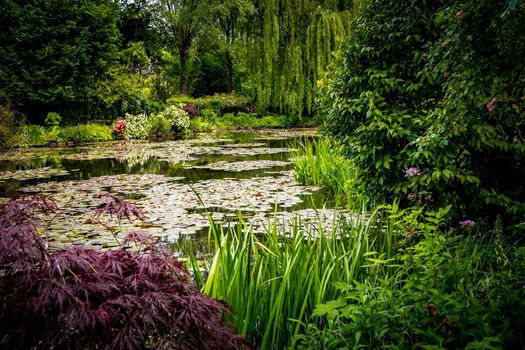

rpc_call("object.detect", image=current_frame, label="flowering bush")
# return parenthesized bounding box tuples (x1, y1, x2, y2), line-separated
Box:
(113, 118, 126, 136)
(319, 0, 525, 225)
(159, 105, 190, 132)
(123, 112, 151, 140)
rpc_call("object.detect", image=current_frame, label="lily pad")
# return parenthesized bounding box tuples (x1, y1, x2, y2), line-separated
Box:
(0, 167, 70, 181)
(17, 171, 319, 247)
(187, 160, 291, 172)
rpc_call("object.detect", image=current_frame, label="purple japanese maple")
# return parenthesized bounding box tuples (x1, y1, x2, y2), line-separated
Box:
(0, 194, 253, 350)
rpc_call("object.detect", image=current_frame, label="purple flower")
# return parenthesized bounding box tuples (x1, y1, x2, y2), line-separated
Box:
(405, 167, 421, 177)
(183, 103, 200, 117)
(459, 220, 476, 228)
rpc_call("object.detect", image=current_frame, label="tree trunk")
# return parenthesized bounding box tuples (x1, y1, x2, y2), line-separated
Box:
(226, 49, 234, 94)
(179, 46, 190, 95)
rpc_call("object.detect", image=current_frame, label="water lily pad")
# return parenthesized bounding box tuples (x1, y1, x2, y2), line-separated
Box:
(247, 209, 367, 236)
(17, 171, 319, 247)
(0, 167, 70, 181)
(3, 129, 321, 250)
(187, 160, 291, 172)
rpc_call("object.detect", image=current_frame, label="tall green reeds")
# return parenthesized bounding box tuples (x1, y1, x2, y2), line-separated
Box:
(190, 208, 396, 349)
(291, 137, 363, 208)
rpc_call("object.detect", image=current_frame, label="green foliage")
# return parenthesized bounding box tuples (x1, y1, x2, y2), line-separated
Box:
(44, 113, 62, 127)
(0, 104, 17, 148)
(59, 124, 114, 144)
(320, 0, 525, 224)
(189, 117, 214, 133)
(294, 206, 525, 349)
(244, 0, 351, 116)
(167, 94, 251, 115)
(195, 209, 394, 349)
(215, 113, 290, 129)
(148, 114, 172, 140)
(191, 53, 229, 97)
(292, 137, 363, 208)
(10, 125, 47, 148)
(200, 108, 218, 120)
(90, 65, 153, 122)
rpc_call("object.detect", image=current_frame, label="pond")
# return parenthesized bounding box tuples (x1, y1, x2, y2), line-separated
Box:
(0, 129, 343, 259)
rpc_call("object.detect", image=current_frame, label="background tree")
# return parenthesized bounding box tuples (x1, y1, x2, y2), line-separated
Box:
(208, 0, 255, 94)
(242, 0, 351, 117)
(156, 0, 209, 95)
(0, 0, 121, 123)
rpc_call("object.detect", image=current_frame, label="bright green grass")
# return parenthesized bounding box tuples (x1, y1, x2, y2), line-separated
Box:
(188, 208, 395, 349)
(292, 137, 363, 208)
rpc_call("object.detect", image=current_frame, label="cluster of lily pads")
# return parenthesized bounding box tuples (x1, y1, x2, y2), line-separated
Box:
(1, 130, 327, 252)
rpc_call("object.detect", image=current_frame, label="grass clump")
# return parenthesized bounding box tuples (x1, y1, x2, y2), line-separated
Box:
(190, 209, 394, 349)
(292, 137, 363, 208)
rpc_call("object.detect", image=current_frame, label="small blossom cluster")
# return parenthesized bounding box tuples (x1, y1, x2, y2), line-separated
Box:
(405, 167, 421, 177)
(113, 119, 126, 135)
(459, 219, 476, 228)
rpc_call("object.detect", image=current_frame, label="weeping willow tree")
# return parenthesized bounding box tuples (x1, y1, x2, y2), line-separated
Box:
(245, 0, 352, 117)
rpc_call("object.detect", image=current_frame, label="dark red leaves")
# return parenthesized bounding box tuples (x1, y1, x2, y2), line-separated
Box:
(96, 192, 146, 223)
(0, 196, 253, 350)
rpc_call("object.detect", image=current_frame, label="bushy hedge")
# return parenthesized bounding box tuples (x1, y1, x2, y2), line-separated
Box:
(320, 0, 525, 226)
(59, 124, 114, 143)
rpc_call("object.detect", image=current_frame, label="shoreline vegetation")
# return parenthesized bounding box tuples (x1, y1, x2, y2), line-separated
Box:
(1, 101, 317, 149)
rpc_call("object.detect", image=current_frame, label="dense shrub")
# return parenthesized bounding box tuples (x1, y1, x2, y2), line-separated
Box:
(158, 105, 190, 132)
(189, 117, 214, 133)
(148, 114, 172, 140)
(44, 112, 62, 127)
(183, 103, 200, 117)
(112, 118, 126, 138)
(320, 0, 525, 226)
(59, 124, 114, 144)
(0, 104, 17, 148)
(0, 194, 251, 350)
(10, 124, 47, 148)
(167, 94, 252, 116)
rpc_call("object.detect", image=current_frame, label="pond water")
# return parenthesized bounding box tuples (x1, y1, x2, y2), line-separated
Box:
(0, 129, 341, 258)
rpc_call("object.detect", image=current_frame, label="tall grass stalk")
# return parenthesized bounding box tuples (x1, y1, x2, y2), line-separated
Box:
(291, 137, 362, 208)
(190, 208, 395, 349)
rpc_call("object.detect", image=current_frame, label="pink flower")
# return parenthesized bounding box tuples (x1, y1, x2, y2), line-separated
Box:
(405, 167, 421, 177)
(455, 10, 462, 18)
(113, 119, 126, 134)
(443, 72, 449, 79)
(486, 97, 497, 113)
